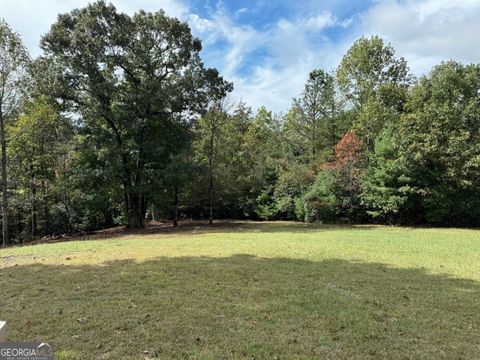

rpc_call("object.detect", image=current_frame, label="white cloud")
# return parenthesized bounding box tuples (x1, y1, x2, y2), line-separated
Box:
(228, 38, 347, 113)
(230, 63, 313, 114)
(188, 14, 217, 34)
(188, 8, 269, 81)
(359, 0, 480, 74)
(305, 11, 338, 31)
(236, 8, 248, 15)
(116, 0, 188, 17)
(229, 0, 480, 112)
(189, 7, 348, 112)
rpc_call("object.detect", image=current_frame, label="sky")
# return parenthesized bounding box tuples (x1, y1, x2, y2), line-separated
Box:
(1, 0, 480, 113)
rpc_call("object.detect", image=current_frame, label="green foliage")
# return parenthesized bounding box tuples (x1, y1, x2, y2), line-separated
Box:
(360, 127, 413, 223)
(302, 132, 367, 223)
(337, 35, 411, 148)
(254, 190, 277, 220)
(2, 10, 480, 242)
(287, 69, 345, 157)
(0, 19, 30, 121)
(293, 196, 306, 221)
(302, 170, 338, 222)
(272, 162, 314, 219)
(336, 35, 411, 108)
(354, 96, 397, 149)
(399, 61, 480, 225)
(8, 97, 76, 239)
(41, 1, 231, 228)
(0, 19, 31, 245)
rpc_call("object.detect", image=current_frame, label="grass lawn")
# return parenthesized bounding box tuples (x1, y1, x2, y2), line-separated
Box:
(0, 221, 479, 359)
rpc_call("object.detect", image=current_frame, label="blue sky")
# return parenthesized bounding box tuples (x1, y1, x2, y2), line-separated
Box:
(1, 0, 480, 112)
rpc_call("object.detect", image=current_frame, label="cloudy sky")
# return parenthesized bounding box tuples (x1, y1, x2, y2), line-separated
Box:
(1, 0, 479, 112)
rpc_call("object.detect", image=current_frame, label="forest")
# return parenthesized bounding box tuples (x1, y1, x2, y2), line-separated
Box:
(1, 1, 479, 245)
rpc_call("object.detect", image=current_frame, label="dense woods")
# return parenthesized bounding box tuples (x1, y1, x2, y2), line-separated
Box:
(1, 2, 479, 244)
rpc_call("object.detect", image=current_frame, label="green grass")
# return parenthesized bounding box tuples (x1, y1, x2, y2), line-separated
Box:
(1, 221, 479, 359)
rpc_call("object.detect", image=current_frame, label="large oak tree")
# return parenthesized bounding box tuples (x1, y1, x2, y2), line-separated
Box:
(41, 1, 231, 229)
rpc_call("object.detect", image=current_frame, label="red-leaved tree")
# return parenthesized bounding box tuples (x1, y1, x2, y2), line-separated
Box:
(323, 131, 366, 220)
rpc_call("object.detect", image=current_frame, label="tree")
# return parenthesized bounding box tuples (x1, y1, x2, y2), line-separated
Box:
(159, 150, 197, 227)
(360, 126, 415, 223)
(194, 100, 233, 223)
(286, 69, 344, 159)
(0, 20, 30, 245)
(242, 107, 279, 218)
(337, 36, 410, 108)
(41, 1, 231, 228)
(399, 61, 480, 225)
(325, 131, 367, 221)
(301, 170, 338, 222)
(274, 70, 347, 220)
(274, 161, 315, 219)
(304, 131, 367, 223)
(337, 36, 411, 148)
(9, 97, 66, 239)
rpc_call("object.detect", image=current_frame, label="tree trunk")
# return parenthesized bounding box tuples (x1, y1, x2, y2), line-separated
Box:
(121, 157, 143, 229)
(30, 163, 37, 240)
(16, 208, 22, 244)
(208, 130, 214, 225)
(311, 119, 316, 157)
(173, 183, 178, 227)
(121, 143, 147, 229)
(127, 192, 146, 229)
(103, 112, 148, 230)
(123, 181, 130, 227)
(0, 112, 8, 246)
(103, 208, 113, 227)
(42, 181, 50, 234)
(331, 101, 337, 148)
(151, 205, 156, 222)
(63, 184, 72, 233)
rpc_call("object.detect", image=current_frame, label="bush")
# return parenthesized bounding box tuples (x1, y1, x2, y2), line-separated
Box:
(302, 170, 338, 222)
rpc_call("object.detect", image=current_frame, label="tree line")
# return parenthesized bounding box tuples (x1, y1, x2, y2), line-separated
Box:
(1, 1, 479, 245)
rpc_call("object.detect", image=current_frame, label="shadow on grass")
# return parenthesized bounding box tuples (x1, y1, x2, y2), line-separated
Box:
(23, 221, 381, 246)
(1, 255, 479, 359)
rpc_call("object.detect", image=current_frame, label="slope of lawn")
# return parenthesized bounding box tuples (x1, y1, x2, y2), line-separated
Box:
(0, 221, 479, 359)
